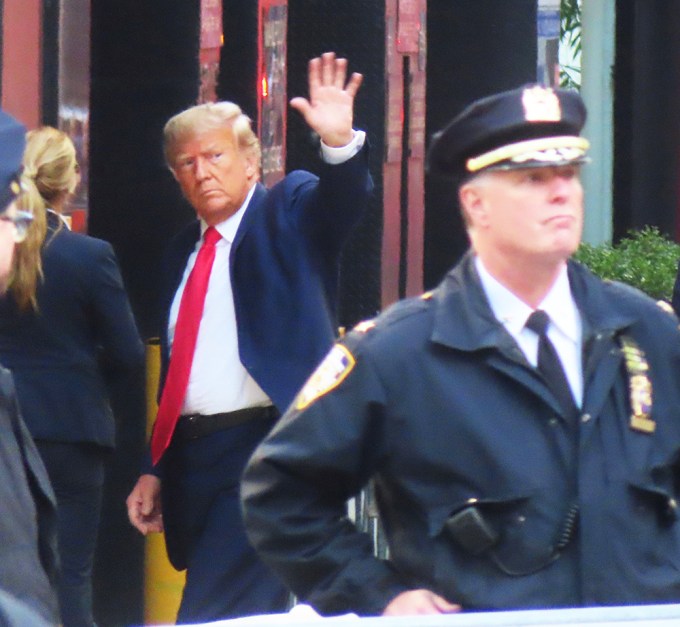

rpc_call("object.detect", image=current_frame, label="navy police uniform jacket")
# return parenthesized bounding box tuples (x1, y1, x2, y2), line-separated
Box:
(242, 253, 680, 615)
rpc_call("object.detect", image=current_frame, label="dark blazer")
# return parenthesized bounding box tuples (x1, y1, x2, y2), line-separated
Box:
(0, 365, 59, 623)
(157, 145, 372, 414)
(0, 213, 144, 447)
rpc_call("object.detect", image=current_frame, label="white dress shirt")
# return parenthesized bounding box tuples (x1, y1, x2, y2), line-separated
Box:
(168, 131, 366, 415)
(475, 256, 584, 406)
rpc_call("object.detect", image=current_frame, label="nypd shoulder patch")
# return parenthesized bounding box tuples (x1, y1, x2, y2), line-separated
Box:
(295, 344, 356, 410)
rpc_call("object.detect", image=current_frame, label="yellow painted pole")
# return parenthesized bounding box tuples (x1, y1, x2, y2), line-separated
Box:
(144, 339, 185, 625)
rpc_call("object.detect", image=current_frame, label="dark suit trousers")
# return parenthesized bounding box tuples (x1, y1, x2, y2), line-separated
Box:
(35, 441, 105, 627)
(162, 414, 289, 623)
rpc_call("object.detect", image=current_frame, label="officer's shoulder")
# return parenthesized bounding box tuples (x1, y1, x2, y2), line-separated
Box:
(602, 278, 677, 319)
(342, 290, 436, 348)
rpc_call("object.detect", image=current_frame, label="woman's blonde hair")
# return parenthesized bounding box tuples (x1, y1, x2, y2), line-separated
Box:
(10, 127, 79, 311)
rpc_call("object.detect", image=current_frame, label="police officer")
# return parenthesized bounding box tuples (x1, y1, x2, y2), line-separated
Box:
(241, 85, 680, 616)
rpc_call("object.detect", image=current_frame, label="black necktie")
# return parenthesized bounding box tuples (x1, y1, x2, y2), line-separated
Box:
(525, 310, 578, 419)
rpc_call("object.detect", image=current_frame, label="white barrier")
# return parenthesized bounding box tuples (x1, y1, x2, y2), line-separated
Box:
(178, 603, 680, 627)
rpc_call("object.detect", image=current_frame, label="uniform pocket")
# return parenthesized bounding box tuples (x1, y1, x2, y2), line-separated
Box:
(629, 477, 679, 526)
(430, 489, 574, 577)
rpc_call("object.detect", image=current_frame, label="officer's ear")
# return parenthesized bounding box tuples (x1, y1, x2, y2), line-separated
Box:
(459, 175, 488, 229)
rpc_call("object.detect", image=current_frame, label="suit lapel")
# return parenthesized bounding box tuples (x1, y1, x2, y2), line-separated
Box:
(231, 183, 266, 253)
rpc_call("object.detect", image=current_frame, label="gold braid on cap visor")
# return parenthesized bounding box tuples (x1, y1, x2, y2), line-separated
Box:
(466, 136, 591, 173)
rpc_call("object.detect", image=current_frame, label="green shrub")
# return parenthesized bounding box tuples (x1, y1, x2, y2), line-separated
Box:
(573, 227, 680, 301)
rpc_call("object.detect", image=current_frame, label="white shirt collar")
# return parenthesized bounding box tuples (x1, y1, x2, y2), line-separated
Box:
(47, 208, 72, 230)
(475, 256, 580, 344)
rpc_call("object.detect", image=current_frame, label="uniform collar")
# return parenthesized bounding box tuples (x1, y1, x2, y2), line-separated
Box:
(475, 257, 579, 345)
(538, 266, 580, 345)
(431, 252, 638, 352)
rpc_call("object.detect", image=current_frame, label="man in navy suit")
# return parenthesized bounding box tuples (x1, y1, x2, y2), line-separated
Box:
(126, 52, 372, 622)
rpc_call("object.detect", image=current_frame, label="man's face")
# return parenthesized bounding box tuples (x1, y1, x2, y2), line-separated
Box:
(171, 127, 258, 225)
(462, 164, 584, 268)
(0, 201, 18, 293)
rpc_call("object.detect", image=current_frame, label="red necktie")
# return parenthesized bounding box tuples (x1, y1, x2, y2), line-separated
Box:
(151, 226, 222, 465)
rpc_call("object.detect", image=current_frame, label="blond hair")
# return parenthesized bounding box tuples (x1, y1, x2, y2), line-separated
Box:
(163, 101, 261, 169)
(10, 127, 79, 311)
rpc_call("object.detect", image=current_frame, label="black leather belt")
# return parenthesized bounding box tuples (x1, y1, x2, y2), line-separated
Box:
(175, 405, 279, 441)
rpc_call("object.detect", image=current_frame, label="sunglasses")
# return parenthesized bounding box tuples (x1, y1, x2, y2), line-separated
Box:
(0, 209, 34, 243)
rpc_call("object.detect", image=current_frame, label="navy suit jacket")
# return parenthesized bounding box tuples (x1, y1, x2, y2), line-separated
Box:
(157, 144, 372, 415)
(0, 213, 145, 447)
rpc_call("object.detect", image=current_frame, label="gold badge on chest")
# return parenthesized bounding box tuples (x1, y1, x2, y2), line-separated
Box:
(620, 335, 655, 434)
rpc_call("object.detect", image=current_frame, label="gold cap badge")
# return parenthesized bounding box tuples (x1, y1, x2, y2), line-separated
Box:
(522, 86, 561, 123)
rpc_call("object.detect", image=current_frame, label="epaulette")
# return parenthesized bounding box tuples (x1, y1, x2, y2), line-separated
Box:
(375, 289, 438, 328)
(656, 299, 676, 316)
(353, 319, 377, 334)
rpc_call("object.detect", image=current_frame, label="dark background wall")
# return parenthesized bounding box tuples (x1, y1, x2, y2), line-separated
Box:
(424, 0, 538, 288)
(286, 0, 386, 327)
(613, 0, 680, 241)
(40, 0, 59, 126)
(218, 2, 259, 122)
(90, 3, 200, 341)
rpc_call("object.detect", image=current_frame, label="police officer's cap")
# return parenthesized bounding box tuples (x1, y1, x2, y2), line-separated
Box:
(427, 85, 589, 179)
(0, 110, 25, 212)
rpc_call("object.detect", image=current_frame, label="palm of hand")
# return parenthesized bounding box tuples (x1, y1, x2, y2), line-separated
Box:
(303, 86, 354, 141)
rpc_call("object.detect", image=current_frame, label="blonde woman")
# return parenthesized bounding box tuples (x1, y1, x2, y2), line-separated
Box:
(0, 127, 144, 627)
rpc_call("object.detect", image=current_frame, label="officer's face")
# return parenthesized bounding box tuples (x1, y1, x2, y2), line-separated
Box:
(171, 127, 258, 226)
(461, 164, 584, 270)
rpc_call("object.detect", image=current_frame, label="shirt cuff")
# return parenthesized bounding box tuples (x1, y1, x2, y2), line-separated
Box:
(320, 130, 366, 165)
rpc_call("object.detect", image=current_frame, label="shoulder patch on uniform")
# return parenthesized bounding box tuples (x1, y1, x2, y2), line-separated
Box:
(295, 344, 356, 410)
(353, 319, 376, 333)
(656, 299, 675, 315)
(421, 291, 434, 300)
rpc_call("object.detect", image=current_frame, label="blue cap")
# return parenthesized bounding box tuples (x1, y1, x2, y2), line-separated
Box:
(0, 110, 25, 212)
(427, 85, 589, 179)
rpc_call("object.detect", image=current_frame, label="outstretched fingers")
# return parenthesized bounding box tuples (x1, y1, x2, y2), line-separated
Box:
(312, 52, 359, 94)
(307, 56, 322, 94)
(291, 51, 363, 146)
(321, 51, 337, 86)
(345, 72, 364, 98)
